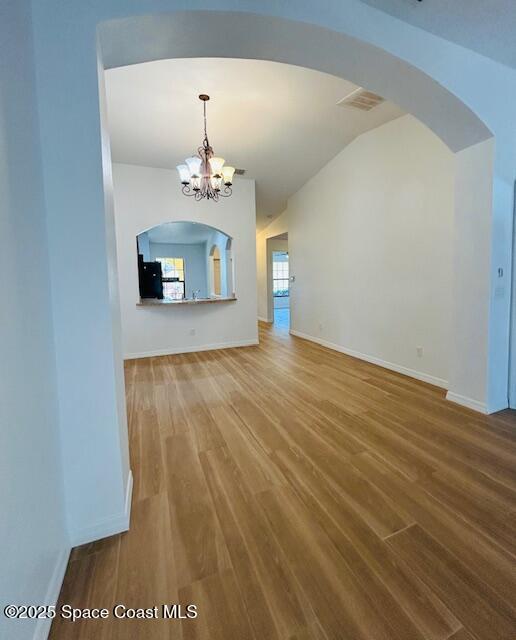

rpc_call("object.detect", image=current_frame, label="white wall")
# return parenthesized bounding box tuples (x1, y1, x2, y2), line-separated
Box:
(113, 163, 258, 358)
(271, 115, 455, 387)
(149, 242, 208, 298)
(449, 139, 495, 410)
(0, 2, 69, 638)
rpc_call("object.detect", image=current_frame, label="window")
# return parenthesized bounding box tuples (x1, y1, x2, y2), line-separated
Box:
(156, 257, 185, 300)
(273, 252, 289, 297)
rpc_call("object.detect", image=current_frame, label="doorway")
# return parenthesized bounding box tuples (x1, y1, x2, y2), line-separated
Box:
(271, 233, 290, 331)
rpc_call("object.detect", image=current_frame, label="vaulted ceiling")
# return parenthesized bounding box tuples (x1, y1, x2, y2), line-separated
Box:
(105, 58, 403, 230)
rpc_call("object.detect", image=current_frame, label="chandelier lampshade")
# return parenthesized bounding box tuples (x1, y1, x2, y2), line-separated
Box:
(176, 164, 190, 184)
(176, 95, 234, 201)
(222, 166, 236, 186)
(209, 157, 225, 175)
(184, 156, 202, 177)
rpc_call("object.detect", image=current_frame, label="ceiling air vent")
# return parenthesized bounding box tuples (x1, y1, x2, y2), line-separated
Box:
(234, 168, 246, 176)
(337, 89, 384, 111)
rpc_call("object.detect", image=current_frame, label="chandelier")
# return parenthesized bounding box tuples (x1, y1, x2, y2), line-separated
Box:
(176, 94, 235, 201)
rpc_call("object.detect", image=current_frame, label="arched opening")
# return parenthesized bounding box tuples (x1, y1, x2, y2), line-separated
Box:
(98, 12, 491, 151)
(97, 10, 500, 415)
(36, 6, 504, 554)
(134, 221, 234, 304)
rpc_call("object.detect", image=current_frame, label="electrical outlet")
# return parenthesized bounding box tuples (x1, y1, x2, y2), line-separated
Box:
(416, 346, 423, 358)
(189, 328, 196, 336)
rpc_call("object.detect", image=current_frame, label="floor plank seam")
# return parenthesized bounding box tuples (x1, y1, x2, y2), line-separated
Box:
(381, 522, 417, 541)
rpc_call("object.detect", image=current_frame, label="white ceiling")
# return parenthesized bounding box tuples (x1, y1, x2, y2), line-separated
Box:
(105, 58, 403, 230)
(144, 221, 222, 245)
(358, 0, 516, 69)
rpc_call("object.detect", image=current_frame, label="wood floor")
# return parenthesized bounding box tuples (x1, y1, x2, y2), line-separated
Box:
(51, 322, 516, 640)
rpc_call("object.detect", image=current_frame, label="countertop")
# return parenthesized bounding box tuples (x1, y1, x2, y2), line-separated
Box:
(137, 296, 237, 307)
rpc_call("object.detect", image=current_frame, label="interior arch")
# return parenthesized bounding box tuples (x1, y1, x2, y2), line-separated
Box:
(98, 9, 500, 411)
(98, 11, 492, 153)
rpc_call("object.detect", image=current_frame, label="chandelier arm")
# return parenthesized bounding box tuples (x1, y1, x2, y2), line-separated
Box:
(218, 186, 233, 198)
(181, 185, 196, 197)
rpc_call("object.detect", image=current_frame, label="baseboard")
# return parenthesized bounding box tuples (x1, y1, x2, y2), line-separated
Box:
(289, 329, 448, 390)
(446, 391, 488, 414)
(33, 547, 70, 640)
(124, 468, 133, 527)
(124, 339, 259, 360)
(257, 316, 272, 323)
(70, 470, 133, 547)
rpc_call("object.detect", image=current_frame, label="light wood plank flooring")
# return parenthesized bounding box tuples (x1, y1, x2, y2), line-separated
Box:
(50, 322, 516, 639)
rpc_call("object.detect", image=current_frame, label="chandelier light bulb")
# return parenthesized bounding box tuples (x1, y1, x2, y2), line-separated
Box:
(210, 175, 222, 191)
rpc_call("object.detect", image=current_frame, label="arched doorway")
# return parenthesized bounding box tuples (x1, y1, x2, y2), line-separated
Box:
(31, 5, 507, 544)
(97, 11, 499, 415)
